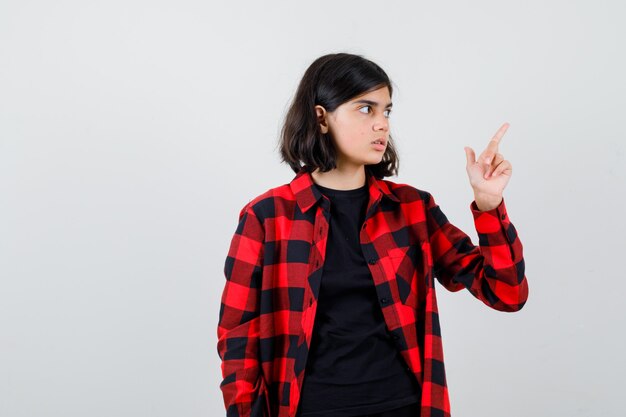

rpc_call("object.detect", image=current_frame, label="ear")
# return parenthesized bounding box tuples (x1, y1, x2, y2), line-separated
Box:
(315, 105, 329, 134)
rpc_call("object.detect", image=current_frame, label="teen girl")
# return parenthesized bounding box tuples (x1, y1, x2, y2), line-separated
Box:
(217, 52, 528, 417)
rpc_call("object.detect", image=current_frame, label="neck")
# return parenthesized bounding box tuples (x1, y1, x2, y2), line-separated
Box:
(310, 165, 367, 190)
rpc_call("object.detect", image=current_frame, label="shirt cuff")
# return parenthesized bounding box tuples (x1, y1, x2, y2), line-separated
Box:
(470, 197, 511, 236)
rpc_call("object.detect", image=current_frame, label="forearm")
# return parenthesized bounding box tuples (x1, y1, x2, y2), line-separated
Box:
(427, 193, 529, 312)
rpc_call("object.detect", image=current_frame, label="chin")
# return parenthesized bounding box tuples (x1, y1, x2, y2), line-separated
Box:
(364, 156, 384, 165)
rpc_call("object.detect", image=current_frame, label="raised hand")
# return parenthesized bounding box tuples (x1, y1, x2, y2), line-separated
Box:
(463, 122, 513, 211)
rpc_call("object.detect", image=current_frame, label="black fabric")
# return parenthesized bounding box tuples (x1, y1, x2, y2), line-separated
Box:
(296, 181, 421, 417)
(358, 401, 420, 417)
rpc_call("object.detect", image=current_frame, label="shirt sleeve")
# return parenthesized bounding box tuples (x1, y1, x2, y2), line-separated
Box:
(425, 192, 529, 312)
(217, 201, 268, 417)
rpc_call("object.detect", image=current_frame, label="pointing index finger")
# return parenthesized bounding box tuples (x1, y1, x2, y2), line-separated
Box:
(483, 122, 509, 164)
(490, 122, 510, 145)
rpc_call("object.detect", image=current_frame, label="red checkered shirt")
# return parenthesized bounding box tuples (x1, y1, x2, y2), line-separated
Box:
(217, 166, 529, 417)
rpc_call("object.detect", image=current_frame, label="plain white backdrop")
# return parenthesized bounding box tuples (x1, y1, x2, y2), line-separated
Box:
(1, 1, 625, 416)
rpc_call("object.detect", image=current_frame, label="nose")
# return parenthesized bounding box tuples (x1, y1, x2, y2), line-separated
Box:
(373, 114, 389, 132)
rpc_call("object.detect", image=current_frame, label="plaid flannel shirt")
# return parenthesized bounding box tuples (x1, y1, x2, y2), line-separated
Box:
(217, 166, 528, 417)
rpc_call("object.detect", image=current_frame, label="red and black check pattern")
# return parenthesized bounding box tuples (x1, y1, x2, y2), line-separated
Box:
(217, 166, 528, 417)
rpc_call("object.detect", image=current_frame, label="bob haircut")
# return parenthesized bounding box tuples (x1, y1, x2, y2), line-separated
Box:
(279, 52, 400, 179)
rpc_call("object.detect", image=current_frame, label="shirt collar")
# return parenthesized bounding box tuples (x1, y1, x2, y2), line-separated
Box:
(289, 166, 401, 214)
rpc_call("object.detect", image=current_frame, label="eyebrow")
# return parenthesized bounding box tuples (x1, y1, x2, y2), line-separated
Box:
(352, 99, 393, 108)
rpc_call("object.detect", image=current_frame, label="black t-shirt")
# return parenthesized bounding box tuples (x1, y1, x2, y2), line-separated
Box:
(296, 181, 421, 417)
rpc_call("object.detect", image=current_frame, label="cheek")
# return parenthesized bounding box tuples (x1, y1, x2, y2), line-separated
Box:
(344, 123, 368, 143)
(348, 130, 368, 148)
(333, 119, 368, 149)
(358, 129, 371, 147)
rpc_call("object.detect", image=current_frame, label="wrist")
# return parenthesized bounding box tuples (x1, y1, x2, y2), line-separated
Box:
(474, 193, 503, 211)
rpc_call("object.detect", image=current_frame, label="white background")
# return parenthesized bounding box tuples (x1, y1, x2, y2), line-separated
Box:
(1, 1, 624, 416)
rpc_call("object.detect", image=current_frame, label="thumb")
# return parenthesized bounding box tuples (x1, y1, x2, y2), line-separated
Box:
(464, 146, 476, 166)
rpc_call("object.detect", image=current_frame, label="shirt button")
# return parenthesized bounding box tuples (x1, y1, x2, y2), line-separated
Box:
(368, 258, 377, 265)
(315, 261, 319, 267)
(380, 298, 388, 304)
(501, 213, 506, 220)
(309, 299, 313, 306)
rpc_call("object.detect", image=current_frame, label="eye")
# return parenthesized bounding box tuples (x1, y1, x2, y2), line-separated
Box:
(359, 106, 392, 118)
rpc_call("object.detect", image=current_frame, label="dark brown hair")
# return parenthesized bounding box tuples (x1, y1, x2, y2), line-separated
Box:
(278, 52, 400, 178)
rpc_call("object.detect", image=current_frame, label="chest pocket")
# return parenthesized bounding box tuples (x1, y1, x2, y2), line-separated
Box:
(386, 244, 426, 309)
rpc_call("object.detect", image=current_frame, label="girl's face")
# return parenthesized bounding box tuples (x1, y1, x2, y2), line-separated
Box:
(316, 86, 392, 170)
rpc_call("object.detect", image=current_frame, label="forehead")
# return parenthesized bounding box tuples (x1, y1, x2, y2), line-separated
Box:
(347, 86, 391, 106)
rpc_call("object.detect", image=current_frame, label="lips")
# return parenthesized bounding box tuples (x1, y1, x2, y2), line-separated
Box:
(371, 138, 387, 146)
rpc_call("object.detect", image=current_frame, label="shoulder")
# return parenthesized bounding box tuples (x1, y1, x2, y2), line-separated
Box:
(378, 177, 434, 204)
(380, 179, 445, 226)
(236, 182, 292, 221)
